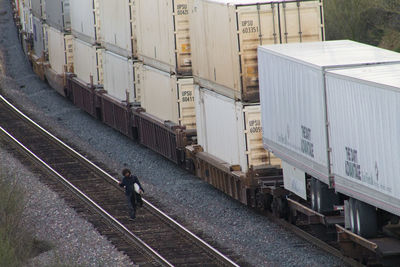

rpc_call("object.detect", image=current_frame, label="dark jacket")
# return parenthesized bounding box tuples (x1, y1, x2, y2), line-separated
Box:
(119, 175, 144, 196)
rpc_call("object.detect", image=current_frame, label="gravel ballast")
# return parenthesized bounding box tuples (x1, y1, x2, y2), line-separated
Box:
(0, 148, 134, 267)
(0, 1, 347, 266)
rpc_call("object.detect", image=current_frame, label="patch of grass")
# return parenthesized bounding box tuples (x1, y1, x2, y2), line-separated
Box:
(0, 170, 51, 266)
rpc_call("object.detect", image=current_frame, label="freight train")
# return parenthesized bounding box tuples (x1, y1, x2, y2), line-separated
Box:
(10, 0, 400, 264)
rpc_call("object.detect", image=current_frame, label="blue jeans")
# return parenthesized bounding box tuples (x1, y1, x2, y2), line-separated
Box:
(126, 194, 136, 219)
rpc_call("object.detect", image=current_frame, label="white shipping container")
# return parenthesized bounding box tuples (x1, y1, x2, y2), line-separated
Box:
(70, 0, 100, 44)
(47, 26, 73, 75)
(98, 0, 135, 58)
(45, 0, 70, 32)
(195, 86, 280, 173)
(326, 64, 400, 216)
(32, 15, 45, 58)
(22, 6, 32, 33)
(30, 0, 45, 19)
(73, 38, 103, 85)
(189, 0, 324, 102)
(258, 40, 400, 185)
(135, 63, 196, 129)
(135, 0, 191, 75)
(103, 51, 135, 102)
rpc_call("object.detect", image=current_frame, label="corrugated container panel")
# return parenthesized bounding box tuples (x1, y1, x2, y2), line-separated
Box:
(98, 0, 135, 58)
(135, 0, 191, 75)
(135, 63, 196, 129)
(73, 38, 103, 85)
(195, 86, 280, 173)
(133, 109, 183, 164)
(189, 0, 324, 102)
(100, 94, 131, 136)
(30, 0, 45, 19)
(103, 50, 135, 102)
(47, 26, 73, 74)
(45, 0, 70, 32)
(326, 64, 400, 216)
(258, 40, 400, 184)
(21, 6, 32, 32)
(70, 0, 100, 44)
(32, 15, 45, 57)
(133, 62, 142, 102)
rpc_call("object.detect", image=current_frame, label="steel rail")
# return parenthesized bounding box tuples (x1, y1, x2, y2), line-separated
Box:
(0, 126, 173, 267)
(0, 94, 239, 267)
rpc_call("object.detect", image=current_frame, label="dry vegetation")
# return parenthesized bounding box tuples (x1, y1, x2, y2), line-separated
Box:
(0, 172, 51, 266)
(324, 0, 400, 51)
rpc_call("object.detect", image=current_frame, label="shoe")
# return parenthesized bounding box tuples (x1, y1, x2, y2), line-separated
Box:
(129, 216, 136, 221)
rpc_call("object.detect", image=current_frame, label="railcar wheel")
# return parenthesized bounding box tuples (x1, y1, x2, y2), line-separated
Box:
(310, 178, 318, 211)
(256, 191, 265, 210)
(310, 178, 340, 213)
(349, 198, 357, 233)
(272, 196, 288, 219)
(355, 200, 378, 238)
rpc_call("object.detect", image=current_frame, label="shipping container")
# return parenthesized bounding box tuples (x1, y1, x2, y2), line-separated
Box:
(70, 0, 100, 44)
(32, 15, 45, 58)
(98, 0, 136, 58)
(47, 26, 73, 75)
(21, 5, 32, 33)
(188, 0, 324, 102)
(195, 86, 280, 173)
(30, 0, 45, 19)
(73, 38, 103, 85)
(258, 40, 400, 186)
(135, 63, 196, 129)
(45, 0, 70, 32)
(135, 0, 191, 75)
(326, 64, 400, 217)
(102, 50, 135, 102)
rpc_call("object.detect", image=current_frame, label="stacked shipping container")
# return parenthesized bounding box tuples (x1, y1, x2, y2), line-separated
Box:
(97, 0, 136, 104)
(190, 0, 324, 175)
(134, 0, 195, 129)
(43, 0, 73, 94)
(258, 40, 400, 195)
(69, 0, 101, 86)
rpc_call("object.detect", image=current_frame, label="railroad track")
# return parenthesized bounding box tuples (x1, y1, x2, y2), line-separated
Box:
(0, 94, 244, 267)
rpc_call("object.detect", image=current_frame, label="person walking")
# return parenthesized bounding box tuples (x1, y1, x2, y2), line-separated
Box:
(119, 168, 144, 220)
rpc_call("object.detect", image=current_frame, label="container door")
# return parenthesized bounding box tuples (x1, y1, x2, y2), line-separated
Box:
(64, 34, 74, 72)
(94, 0, 101, 42)
(173, 0, 192, 75)
(236, 3, 279, 102)
(63, 1, 71, 31)
(129, 0, 137, 57)
(133, 62, 142, 102)
(96, 48, 104, 85)
(278, 0, 324, 44)
(177, 78, 196, 129)
(243, 105, 281, 169)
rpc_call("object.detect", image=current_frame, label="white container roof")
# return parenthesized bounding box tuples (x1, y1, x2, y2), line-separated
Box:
(258, 40, 400, 69)
(205, 0, 292, 5)
(328, 63, 400, 91)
